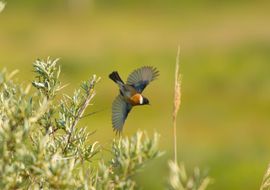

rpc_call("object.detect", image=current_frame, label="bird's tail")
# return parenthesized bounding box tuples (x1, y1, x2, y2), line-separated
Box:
(109, 71, 124, 84)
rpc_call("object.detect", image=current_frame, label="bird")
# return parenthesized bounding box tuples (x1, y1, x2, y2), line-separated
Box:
(109, 66, 159, 134)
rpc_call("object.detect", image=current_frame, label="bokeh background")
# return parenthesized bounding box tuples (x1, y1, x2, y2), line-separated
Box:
(1, 0, 270, 189)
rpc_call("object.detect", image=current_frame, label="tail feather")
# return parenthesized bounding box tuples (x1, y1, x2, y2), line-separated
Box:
(109, 71, 124, 84)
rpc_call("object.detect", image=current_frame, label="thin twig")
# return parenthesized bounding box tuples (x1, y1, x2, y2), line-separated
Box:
(64, 85, 96, 152)
(49, 127, 60, 135)
(173, 46, 182, 164)
(80, 109, 106, 119)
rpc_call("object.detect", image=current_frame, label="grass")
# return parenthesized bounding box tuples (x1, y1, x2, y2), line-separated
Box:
(173, 46, 182, 164)
(167, 46, 212, 190)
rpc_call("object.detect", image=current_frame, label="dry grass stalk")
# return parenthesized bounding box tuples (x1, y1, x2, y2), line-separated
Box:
(173, 46, 182, 163)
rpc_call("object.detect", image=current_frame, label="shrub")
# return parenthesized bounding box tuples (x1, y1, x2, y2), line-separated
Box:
(0, 56, 212, 190)
(0, 58, 162, 190)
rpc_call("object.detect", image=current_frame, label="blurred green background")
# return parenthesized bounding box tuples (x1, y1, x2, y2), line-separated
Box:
(1, 0, 270, 189)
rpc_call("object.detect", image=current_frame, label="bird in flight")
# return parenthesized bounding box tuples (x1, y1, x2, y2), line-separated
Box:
(109, 66, 159, 134)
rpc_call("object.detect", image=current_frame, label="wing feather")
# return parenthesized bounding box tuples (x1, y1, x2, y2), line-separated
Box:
(112, 95, 132, 133)
(126, 66, 159, 93)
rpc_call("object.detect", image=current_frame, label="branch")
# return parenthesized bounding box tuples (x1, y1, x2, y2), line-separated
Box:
(64, 79, 97, 152)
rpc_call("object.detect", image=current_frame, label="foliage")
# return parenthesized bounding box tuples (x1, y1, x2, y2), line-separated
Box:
(0, 56, 213, 190)
(260, 164, 270, 190)
(0, 58, 162, 190)
(0, 1, 5, 13)
(167, 161, 212, 190)
(94, 131, 162, 190)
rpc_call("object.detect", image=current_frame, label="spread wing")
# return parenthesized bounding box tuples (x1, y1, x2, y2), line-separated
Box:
(112, 95, 132, 134)
(126, 66, 159, 93)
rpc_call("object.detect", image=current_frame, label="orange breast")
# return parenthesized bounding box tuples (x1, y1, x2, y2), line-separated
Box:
(128, 93, 142, 106)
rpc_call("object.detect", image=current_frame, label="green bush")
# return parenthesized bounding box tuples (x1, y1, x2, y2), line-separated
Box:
(0, 57, 212, 190)
(0, 58, 162, 190)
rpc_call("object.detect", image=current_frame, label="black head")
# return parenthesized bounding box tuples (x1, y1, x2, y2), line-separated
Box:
(142, 97, 150, 105)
